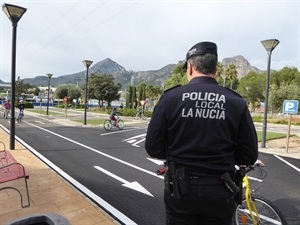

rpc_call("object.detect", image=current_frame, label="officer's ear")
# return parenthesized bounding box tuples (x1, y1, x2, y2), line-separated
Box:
(187, 62, 194, 80)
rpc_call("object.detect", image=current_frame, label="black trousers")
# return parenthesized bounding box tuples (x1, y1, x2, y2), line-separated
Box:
(164, 182, 236, 225)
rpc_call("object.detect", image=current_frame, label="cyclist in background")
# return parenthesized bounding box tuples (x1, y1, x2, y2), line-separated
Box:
(16, 100, 25, 123)
(110, 107, 122, 126)
(3, 100, 11, 119)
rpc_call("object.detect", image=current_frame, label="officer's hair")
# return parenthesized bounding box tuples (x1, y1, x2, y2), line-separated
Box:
(188, 54, 218, 74)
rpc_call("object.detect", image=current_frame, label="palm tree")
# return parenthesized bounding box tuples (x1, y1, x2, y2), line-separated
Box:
(225, 64, 238, 89)
(215, 62, 224, 85)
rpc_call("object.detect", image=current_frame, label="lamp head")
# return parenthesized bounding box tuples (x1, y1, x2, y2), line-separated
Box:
(261, 39, 280, 53)
(47, 73, 53, 79)
(2, 3, 27, 25)
(82, 60, 93, 68)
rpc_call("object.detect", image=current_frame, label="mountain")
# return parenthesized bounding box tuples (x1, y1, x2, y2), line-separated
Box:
(221, 55, 262, 79)
(15, 56, 262, 87)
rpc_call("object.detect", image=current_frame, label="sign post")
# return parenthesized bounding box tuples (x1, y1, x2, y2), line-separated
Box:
(282, 100, 299, 153)
(140, 100, 146, 117)
(38, 92, 45, 115)
(64, 97, 68, 118)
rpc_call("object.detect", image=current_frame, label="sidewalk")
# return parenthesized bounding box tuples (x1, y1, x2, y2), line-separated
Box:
(0, 128, 120, 225)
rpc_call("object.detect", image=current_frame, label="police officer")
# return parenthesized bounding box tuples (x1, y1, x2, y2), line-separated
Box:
(145, 41, 258, 225)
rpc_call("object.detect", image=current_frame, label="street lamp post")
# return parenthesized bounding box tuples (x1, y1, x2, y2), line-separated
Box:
(2, 3, 27, 150)
(260, 39, 280, 148)
(82, 60, 93, 125)
(46, 73, 53, 115)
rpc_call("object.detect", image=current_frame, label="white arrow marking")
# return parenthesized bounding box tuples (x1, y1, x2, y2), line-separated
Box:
(123, 134, 146, 147)
(35, 121, 45, 124)
(132, 138, 145, 147)
(123, 134, 146, 142)
(94, 166, 153, 197)
(147, 158, 165, 166)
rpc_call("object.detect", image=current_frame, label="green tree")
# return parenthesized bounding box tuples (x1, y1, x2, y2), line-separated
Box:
(68, 86, 81, 102)
(269, 83, 300, 112)
(88, 73, 121, 107)
(54, 84, 68, 99)
(237, 71, 265, 111)
(215, 62, 224, 85)
(54, 84, 80, 103)
(146, 84, 163, 101)
(137, 83, 147, 102)
(164, 63, 188, 90)
(270, 67, 300, 87)
(225, 64, 238, 89)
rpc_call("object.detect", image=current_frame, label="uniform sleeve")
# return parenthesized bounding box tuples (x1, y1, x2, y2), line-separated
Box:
(145, 95, 168, 159)
(235, 108, 258, 165)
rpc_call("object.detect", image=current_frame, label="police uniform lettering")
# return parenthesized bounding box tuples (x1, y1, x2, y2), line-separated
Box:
(181, 91, 226, 120)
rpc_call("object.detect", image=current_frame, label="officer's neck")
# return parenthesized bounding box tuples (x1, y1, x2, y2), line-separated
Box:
(188, 73, 215, 82)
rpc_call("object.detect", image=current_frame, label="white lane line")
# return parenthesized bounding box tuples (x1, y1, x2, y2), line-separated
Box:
(101, 127, 145, 136)
(274, 155, 300, 173)
(0, 124, 137, 225)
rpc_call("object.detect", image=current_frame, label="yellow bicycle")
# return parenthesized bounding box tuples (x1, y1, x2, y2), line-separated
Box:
(233, 163, 287, 225)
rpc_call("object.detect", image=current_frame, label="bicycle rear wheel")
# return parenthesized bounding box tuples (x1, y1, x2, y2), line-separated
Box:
(103, 120, 112, 131)
(234, 195, 287, 225)
(117, 119, 124, 130)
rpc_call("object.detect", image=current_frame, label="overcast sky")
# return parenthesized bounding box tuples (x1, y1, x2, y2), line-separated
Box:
(0, 0, 299, 82)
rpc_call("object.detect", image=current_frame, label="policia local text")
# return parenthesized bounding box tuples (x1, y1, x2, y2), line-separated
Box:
(181, 92, 226, 120)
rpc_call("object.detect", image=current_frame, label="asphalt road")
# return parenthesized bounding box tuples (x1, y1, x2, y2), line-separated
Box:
(1, 111, 299, 225)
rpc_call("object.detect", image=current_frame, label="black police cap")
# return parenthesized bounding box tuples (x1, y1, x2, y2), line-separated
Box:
(183, 41, 218, 69)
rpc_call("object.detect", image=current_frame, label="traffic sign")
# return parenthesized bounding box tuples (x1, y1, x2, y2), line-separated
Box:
(282, 100, 299, 114)
(140, 100, 146, 106)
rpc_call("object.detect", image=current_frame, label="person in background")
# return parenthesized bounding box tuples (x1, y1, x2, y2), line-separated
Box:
(145, 41, 258, 225)
(110, 107, 121, 126)
(3, 100, 11, 119)
(16, 100, 25, 123)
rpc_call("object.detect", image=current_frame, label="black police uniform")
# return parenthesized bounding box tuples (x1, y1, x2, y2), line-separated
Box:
(145, 76, 258, 225)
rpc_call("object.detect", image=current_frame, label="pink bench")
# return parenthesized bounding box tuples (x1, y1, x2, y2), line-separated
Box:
(0, 149, 30, 208)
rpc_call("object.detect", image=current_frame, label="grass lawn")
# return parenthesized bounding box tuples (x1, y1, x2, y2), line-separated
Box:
(27, 109, 63, 116)
(256, 131, 287, 142)
(72, 119, 104, 125)
(72, 119, 129, 125)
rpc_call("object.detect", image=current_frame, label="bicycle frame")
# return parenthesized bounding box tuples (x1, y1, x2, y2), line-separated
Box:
(243, 175, 262, 224)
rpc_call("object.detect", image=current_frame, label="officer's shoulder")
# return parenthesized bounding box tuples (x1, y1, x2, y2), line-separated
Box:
(164, 85, 181, 93)
(225, 87, 243, 98)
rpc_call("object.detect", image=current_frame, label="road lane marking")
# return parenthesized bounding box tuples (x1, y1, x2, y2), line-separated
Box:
(123, 134, 146, 147)
(101, 127, 145, 136)
(147, 158, 165, 166)
(94, 166, 153, 197)
(35, 121, 45, 124)
(274, 155, 300, 173)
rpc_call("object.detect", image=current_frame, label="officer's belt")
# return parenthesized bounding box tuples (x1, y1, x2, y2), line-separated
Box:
(189, 176, 223, 184)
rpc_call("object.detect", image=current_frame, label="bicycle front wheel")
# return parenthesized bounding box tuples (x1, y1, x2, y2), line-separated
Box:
(103, 120, 112, 131)
(234, 195, 287, 225)
(117, 119, 124, 130)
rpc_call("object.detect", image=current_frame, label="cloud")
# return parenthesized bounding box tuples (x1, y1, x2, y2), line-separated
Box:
(1, 0, 299, 82)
